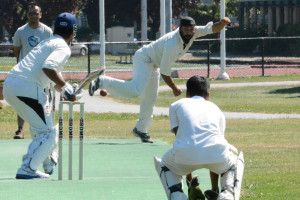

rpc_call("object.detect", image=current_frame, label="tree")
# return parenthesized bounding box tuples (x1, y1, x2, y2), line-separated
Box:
(84, 0, 199, 39)
(0, 0, 86, 37)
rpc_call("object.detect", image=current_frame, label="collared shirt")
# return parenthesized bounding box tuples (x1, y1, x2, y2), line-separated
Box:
(169, 96, 231, 165)
(13, 23, 53, 61)
(141, 22, 213, 76)
(8, 35, 71, 88)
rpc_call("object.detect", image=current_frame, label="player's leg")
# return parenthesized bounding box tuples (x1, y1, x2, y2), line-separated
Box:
(154, 156, 187, 200)
(154, 148, 206, 200)
(133, 67, 160, 143)
(14, 115, 25, 139)
(90, 52, 152, 97)
(4, 78, 56, 179)
(42, 133, 59, 175)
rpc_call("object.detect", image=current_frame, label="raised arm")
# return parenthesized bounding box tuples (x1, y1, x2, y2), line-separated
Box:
(212, 17, 231, 33)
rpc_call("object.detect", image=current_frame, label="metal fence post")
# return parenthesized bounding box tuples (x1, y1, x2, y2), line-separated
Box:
(207, 41, 210, 78)
(87, 44, 91, 74)
(261, 38, 265, 77)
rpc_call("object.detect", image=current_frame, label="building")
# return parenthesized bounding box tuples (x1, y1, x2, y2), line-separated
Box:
(239, 0, 300, 34)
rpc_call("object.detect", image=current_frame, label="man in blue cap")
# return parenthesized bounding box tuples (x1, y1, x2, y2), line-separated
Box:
(3, 12, 82, 179)
(89, 16, 230, 143)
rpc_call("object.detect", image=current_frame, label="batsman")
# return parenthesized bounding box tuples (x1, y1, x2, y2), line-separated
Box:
(3, 12, 82, 179)
(154, 76, 244, 200)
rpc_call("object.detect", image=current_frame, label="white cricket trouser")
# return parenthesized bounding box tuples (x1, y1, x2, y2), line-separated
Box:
(101, 50, 160, 133)
(3, 77, 58, 170)
(161, 147, 238, 200)
(161, 148, 237, 176)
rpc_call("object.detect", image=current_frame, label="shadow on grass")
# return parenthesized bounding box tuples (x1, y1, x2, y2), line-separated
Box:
(92, 142, 160, 146)
(268, 86, 300, 96)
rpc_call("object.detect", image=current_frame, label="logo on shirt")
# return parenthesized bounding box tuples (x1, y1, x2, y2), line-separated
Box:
(28, 36, 41, 47)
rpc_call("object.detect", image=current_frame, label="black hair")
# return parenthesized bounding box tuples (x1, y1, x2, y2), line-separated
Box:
(53, 27, 73, 39)
(28, 2, 41, 12)
(186, 75, 210, 98)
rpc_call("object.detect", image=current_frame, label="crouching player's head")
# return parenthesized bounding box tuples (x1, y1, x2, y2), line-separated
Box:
(186, 75, 210, 100)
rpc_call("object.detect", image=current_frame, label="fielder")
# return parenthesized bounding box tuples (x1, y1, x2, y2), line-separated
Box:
(3, 12, 82, 179)
(154, 76, 244, 200)
(89, 16, 230, 143)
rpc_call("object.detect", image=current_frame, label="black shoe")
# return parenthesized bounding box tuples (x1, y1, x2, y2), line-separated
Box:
(88, 77, 100, 96)
(13, 130, 24, 139)
(132, 127, 153, 143)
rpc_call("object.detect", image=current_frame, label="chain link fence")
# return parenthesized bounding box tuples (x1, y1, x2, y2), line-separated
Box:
(1, 36, 300, 81)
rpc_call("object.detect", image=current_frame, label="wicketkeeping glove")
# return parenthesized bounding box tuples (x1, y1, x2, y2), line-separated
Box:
(186, 176, 205, 200)
(62, 83, 82, 102)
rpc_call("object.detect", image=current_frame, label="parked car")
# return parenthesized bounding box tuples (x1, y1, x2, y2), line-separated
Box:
(70, 40, 88, 56)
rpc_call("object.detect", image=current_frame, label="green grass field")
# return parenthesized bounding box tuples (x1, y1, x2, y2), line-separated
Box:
(102, 82, 300, 114)
(1, 75, 300, 199)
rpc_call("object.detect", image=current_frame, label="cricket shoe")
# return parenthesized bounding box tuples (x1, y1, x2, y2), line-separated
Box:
(132, 127, 153, 143)
(43, 159, 57, 175)
(16, 167, 49, 179)
(88, 77, 101, 96)
(13, 130, 24, 139)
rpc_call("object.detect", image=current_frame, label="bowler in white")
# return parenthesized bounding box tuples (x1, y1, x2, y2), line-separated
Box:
(89, 16, 231, 143)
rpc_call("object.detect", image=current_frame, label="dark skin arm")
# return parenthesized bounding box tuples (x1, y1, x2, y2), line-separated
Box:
(212, 17, 231, 33)
(209, 171, 219, 191)
(14, 46, 21, 62)
(161, 74, 182, 96)
(42, 68, 66, 92)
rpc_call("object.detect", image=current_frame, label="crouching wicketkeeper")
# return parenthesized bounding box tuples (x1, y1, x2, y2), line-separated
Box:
(154, 75, 244, 200)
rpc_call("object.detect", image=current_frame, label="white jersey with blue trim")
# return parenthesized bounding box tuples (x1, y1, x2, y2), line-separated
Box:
(8, 35, 71, 89)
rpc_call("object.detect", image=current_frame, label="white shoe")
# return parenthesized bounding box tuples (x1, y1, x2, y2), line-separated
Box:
(16, 167, 50, 179)
(43, 159, 57, 175)
(88, 77, 100, 96)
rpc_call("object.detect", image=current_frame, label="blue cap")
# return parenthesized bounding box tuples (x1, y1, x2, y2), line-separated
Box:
(55, 12, 77, 29)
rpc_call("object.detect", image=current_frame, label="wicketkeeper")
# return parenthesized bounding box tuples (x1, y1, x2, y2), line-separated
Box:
(89, 16, 230, 143)
(154, 76, 244, 200)
(3, 12, 82, 179)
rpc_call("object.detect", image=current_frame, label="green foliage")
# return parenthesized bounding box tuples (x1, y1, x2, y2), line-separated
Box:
(76, 27, 94, 42)
(84, 0, 199, 36)
(277, 23, 300, 36)
(189, 5, 219, 27)
(275, 23, 300, 56)
(225, 0, 239, 18)
(0, 0, 84, 36)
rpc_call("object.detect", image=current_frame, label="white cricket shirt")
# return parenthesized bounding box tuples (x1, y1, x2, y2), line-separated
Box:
(169, 96, 231, 165)
(141, 22, 213, 76)
(8, 35, 71, 88)
(13, 23, 53, 60)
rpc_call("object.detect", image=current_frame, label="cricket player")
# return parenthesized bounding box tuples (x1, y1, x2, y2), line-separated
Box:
(3, 12, 82, 179)
(13, 3, 53, 139)
(89, 16, 230, 143)
(154, 76, 244, 200)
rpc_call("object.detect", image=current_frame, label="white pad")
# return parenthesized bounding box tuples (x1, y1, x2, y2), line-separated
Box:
(219, 165, 235, 200)
(234, 151, 244, 200)
(218, 151, 245, 200)
(154, 157, 187, 200)
(22, 127, 58, 171)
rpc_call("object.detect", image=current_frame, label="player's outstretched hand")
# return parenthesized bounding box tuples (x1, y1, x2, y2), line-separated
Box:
(221, 17, 231, 25)
(62, 83, 82, 102)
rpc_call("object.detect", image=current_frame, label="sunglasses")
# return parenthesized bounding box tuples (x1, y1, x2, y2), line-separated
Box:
(28, 12, 40, 16)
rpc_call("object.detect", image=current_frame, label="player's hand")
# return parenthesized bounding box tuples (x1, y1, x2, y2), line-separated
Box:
(221, 17, 231, 25)
(72, 83, 83, 101)
(62, 83, 82, 102)
(172, 86, 182, 96)
(186, 176, 205, 200)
